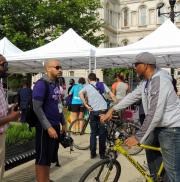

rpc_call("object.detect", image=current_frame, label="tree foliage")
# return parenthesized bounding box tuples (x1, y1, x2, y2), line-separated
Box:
(0, 0, 105, 50)
(103, 68, 136, 87)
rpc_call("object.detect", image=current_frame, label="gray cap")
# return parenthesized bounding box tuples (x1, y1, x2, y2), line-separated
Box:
(134, 52, 156, 65)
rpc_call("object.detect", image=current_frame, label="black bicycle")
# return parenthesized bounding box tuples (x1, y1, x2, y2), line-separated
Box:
(68, 112, 90, 150)
(68, 110, 142, 155)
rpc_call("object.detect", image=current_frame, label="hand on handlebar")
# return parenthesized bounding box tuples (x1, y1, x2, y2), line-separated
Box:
(124, 136, 139, 147)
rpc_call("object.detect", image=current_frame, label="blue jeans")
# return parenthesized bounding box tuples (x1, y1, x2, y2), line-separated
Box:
(157, 127, 180, 182)
(89, 111, 107, 156)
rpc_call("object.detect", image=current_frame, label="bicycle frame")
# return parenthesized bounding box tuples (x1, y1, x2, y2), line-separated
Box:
(112, 139, 164, 182)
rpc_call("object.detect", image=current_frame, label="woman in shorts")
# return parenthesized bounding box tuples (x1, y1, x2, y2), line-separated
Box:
(69, 77, 86, 131)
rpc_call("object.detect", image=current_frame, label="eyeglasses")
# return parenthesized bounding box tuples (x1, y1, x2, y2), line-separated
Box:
(51, 66, 62, 70)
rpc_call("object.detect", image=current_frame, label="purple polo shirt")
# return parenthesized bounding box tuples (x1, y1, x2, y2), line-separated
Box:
(32, 79, 63, 126)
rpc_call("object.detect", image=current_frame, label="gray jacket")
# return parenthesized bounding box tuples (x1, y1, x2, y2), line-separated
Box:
(113, 68, 180, 143)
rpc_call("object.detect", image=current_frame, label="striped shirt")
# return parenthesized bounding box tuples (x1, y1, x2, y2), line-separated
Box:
(0, 83, 8, 134)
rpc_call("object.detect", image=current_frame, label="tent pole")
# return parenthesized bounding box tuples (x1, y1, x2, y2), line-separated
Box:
(94, 57, 97, 74)
(89, 57, 91, 73)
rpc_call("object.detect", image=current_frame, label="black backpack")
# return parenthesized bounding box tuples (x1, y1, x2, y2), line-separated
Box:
(25, 79, 49, 128)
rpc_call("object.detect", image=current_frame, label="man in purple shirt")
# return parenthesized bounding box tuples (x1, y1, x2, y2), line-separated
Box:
(0, 54, 20, 181)
(33, 59, 66, 182)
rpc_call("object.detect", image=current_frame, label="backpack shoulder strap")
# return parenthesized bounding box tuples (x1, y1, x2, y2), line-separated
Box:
(40, 79, 49, 103)
(90, 84, 107, 102)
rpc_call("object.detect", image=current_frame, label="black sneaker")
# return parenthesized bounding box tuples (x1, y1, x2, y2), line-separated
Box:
(91, 154, 97, 159)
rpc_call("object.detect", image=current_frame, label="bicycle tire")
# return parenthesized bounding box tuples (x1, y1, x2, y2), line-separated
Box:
(79, 159, 121, 182)
(117, 122, 143, 155)
(68, 118, 90, 150)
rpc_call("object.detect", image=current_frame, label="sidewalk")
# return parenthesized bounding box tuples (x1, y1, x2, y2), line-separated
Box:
(4, 145, 146, 182)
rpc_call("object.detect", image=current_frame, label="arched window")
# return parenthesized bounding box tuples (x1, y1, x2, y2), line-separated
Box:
(122, 8, 129, 27)
(69, 71, 74, 77)
(139, 6, 147, 26)
(121, 39, 129, 46)
(117, 13, 121, 28)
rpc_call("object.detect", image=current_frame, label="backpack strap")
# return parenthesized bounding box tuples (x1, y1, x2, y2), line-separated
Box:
(39, 79, 49, 104)
(90, 84, 107, 103)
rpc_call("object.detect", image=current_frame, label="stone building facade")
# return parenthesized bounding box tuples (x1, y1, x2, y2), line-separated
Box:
(100, 0, 180, 93)
(100, 0, 180, 47)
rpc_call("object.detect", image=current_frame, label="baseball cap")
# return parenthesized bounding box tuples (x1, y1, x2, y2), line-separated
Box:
(134, 52, 156, 65)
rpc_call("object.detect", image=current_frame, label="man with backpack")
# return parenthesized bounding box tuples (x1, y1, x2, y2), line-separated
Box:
(79, 73, 116, 159)
(32, 59, 66, 182)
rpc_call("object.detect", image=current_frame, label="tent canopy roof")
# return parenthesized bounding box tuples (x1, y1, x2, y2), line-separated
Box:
(96, 19, 180, 68)
(7, 29, 95, 73)
(0, 37, 23, 56)
(5, 20, 180, 73)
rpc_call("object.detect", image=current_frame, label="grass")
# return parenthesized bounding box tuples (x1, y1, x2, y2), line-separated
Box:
(6, 123, 35, 146)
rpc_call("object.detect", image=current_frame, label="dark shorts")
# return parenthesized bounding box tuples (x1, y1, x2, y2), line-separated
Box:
(35, 125, 60, 166)
(71, 104, 85, 112)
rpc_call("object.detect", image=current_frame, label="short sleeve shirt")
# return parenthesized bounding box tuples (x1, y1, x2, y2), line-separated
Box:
(0, 84, 8, 133)
(32, 79, 63, 126)
(70, 84, 84, 105)
(81, 82, 110, 111)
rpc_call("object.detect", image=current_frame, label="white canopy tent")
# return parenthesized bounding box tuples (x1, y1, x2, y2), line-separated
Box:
(7, 29, 96, 73)
(96, 19, 180, 68)
(0, 37, 23, 56)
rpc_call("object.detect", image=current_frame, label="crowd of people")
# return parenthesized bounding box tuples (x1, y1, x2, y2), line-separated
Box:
(0, 51, 180, 182)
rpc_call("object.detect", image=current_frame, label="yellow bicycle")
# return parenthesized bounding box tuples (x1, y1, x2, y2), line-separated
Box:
(79, 119, 165, 182)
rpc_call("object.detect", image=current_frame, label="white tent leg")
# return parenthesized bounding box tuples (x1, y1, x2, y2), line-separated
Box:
(89, 57, 91, 73)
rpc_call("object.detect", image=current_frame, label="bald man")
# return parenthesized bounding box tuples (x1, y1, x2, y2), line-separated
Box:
(33, 59, 66, 182)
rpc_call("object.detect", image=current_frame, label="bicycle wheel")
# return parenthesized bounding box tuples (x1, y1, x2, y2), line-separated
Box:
(79, 159, 121, 182)
(68, 118, 90, 150)
(118, 122, 143, 155)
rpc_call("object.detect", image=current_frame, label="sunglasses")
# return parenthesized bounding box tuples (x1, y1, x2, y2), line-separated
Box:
(51, 66, 62, 70)
(0, 62, 8, 70)
(134, 63, 142, 67)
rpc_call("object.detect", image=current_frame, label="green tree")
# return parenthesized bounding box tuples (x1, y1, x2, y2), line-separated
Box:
(103, 68, 136, 88)
(0, 0, 105, 50)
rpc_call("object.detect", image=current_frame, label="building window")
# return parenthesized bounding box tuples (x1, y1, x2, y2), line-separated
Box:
(131, 11, 137, 26)
(69, 71, 74, 77)
(122, 8, 129, 27)
(149, 9, 155, 25)
(139, 6, 147, 26)
(117, 13, 121, 28)
(121, 39, 128, 46)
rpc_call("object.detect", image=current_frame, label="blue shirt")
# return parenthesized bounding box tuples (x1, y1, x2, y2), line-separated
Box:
(18, 87, 32, 109)
(70, 84, 84, 105)
(81, 82, 110, 111)
(32, 79, 63, 126)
